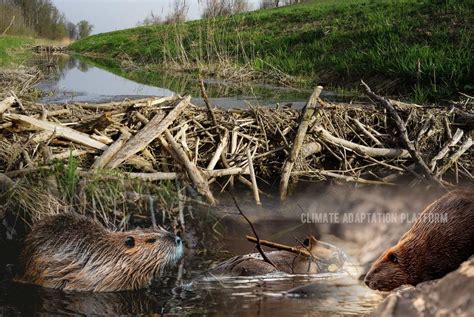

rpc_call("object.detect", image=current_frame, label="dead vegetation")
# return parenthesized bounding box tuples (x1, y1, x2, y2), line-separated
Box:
(0, 78, 472, 216)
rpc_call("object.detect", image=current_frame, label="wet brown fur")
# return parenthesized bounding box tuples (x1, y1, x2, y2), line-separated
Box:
(209, 236, 345, 276)
(365, 190, 474, 291)
(14, 213, 183, 292)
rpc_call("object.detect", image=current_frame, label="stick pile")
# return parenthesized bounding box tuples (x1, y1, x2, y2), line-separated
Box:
(0, 84, 472, 205)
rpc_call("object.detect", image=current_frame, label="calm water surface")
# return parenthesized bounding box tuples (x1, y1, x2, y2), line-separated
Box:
(0, 201, 385, 316)
(34, 54, 311, 108)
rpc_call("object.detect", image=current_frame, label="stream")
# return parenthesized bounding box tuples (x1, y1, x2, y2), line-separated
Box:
(34, 54, 313, 108)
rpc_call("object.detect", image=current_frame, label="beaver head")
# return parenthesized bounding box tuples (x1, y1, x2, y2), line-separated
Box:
(364, 243, 414, 291)
(365, 190, 474, 291)
(15, 213, 184, 292)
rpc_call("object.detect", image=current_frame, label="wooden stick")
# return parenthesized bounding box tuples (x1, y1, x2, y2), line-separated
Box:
(50, 149, 91, 161)
(246, 236, 312, 257)
(429, 128, 464, 171)
(207, 129, 229, 170)
(199, 78, 219, 128)
(0, 96, 16, 114)
(164, 129, 216, 205)
(280, 86, 323, 201)
(231, 195, 277, 269)
(4, 113, 108, 150)
(436, 136, 472, 177)
(106, 96, 190, 168)
(313, 126, 410, 158)
(247, 148, 261, 205)
(202, 167, 249, 178)
(92, 132, 130, 169)
(125, 171, 177, 181)
(352, 118, 383, 146)
(361, 80, 443, 186)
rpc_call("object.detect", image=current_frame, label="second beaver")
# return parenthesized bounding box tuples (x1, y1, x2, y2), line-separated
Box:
(14, 213, 184, 292)
(365, 189, 474, 291)
(207, 236, 346, 276)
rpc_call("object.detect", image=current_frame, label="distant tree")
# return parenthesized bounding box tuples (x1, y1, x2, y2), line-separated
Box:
(66, 22, 78, 40)
(139, 11, 162, 26)
(77, 20, 93, 39)
(201, 0, 249, 18)
(260, 0, 303, 9)
(165, 0, 188, 24)
(0, 0, 78, 40)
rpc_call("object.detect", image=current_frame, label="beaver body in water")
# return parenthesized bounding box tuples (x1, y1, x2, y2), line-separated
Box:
(365, 189, 474, 291)
(208, 236, 346, 276)
(14, 213, 183, 292)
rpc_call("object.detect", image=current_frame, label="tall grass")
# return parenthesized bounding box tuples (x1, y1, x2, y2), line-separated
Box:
(71, 0, 473, 100)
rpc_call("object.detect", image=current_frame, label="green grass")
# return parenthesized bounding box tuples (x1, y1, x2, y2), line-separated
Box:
(70, 0, 473, 100)
(0, 36, 34, 66)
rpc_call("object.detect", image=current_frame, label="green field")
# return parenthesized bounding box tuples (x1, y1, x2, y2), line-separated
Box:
(0, 36, 35, 66)
(70, 0, 472, 101)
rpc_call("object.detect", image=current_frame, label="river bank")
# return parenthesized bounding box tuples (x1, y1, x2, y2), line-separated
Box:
(70, 0, 473, 102)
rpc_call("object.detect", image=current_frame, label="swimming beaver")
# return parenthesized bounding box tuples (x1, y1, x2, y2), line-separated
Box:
(14, 213, 184, 292)
(208, 236, 346, 276)
(365, 189, 474, 291)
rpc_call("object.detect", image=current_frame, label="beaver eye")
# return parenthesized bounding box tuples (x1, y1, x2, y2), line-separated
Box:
(303, 238, 310, 246)
(145, 238, 156, 244)
(124, 236, 135, 248)
(389, 253, 398, 263)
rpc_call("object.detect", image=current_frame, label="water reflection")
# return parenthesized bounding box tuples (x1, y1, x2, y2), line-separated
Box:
(33, 54, 311, 107)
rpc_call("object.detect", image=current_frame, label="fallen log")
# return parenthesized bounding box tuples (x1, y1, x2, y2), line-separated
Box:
(106, 96, 190, 168)
(163, 129, 216, 205)
(280, 86, 323, 201)
(4, 113, 109, 150)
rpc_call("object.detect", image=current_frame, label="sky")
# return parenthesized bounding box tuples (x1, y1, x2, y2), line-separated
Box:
(53, 0, 260, 35)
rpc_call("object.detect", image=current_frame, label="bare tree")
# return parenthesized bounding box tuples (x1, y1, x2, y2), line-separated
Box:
(139, 11, 162, 26)
(165, 0, 189, 24)
(201, 0, 249, 18)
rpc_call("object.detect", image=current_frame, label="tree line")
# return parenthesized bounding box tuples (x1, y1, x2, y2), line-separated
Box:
(0, 0, 93, 40)
(139, 0, 309, 26)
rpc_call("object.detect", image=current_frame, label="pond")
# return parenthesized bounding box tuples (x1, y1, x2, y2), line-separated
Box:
(34, 54, 313, 108)
(0, 185, 393, 316)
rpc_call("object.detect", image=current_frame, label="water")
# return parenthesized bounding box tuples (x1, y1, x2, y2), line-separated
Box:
(1, 56, 388, 316)
(34, 54, 312, 108)
(0, 189, 389, 316)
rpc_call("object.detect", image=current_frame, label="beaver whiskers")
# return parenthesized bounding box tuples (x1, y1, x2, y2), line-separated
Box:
(15, 213, 183, 292)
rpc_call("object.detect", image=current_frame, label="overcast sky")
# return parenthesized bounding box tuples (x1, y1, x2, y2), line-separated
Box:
(53, 0, 260, 35)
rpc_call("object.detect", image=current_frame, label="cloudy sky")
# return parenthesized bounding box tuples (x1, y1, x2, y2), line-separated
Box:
(53, 0, 260, 35)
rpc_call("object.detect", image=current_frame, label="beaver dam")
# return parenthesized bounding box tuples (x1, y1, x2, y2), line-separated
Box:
(0, 63, 473, 315)
(0, 81, 472, 208)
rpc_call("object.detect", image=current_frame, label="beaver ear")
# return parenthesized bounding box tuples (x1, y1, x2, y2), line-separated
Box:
(124, 236, 135, 248)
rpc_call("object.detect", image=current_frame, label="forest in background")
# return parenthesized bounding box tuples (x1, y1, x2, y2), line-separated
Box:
(0, 0, 92, 40)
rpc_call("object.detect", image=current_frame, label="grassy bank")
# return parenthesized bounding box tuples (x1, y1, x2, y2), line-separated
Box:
(0, 36, 35, 66)
(70, 0, 472, 102)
